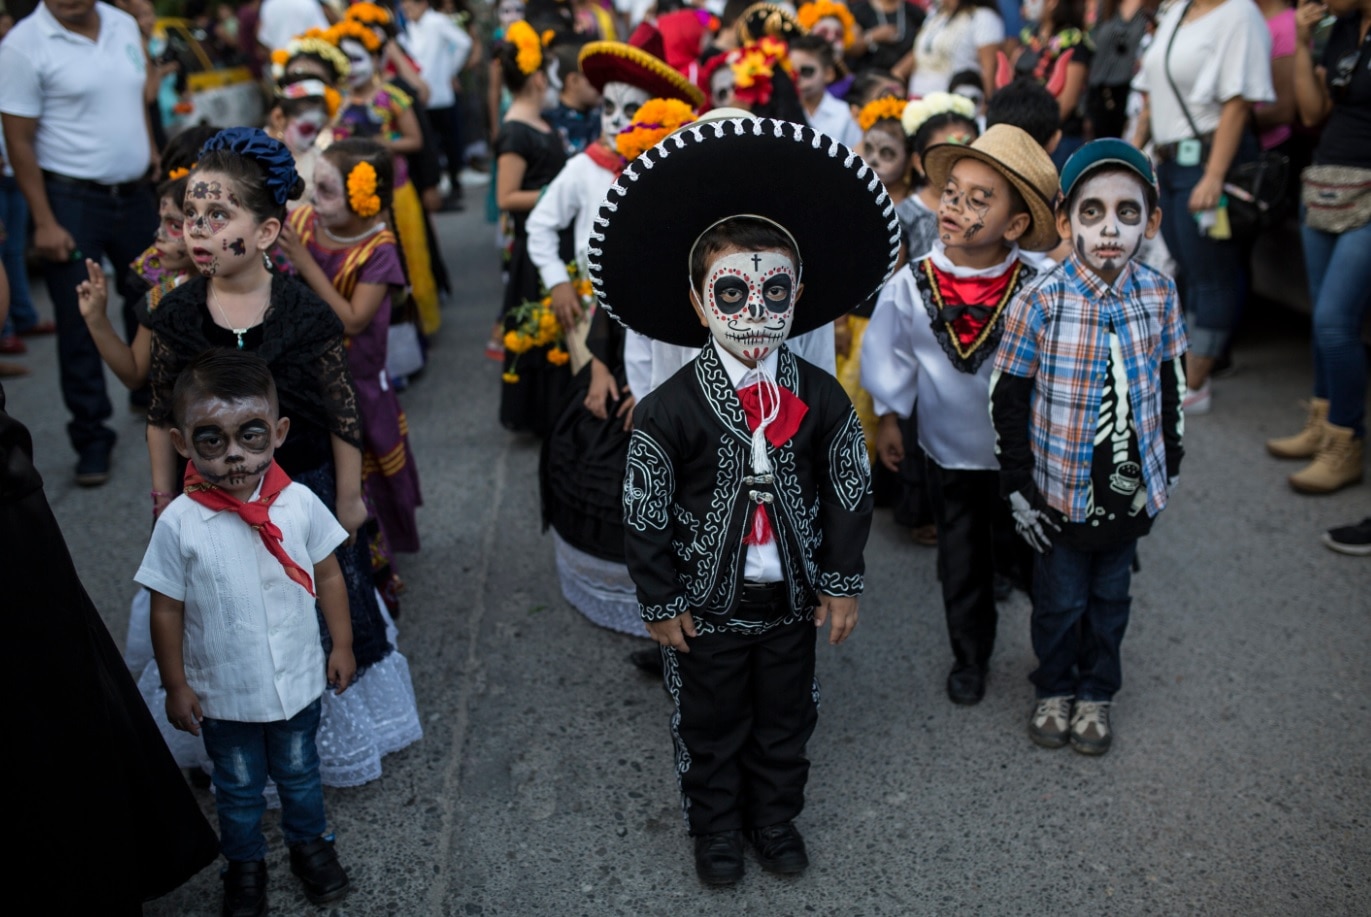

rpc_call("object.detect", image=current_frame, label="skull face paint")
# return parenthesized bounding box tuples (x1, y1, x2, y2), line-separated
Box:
(858, 123, 911, 192)
(183, 170, 262, 278)
(700, 250, 798, 364)
(497, 0, 525, 27)
(311, 157, 351, 228)
(171, 394, 286, 502)
(1070, 172, 1149, 283)
(600, 82, 649, 145)
(341, 38, 375, 88)
(284, 107, 328, 154)
(154, 195, 191, 270)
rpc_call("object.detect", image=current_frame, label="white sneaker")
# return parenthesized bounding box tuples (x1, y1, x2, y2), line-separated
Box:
(1069, 700, 1113, 755)
(1029, 696, 1073, 748)
(1183, 381, 1211, 415)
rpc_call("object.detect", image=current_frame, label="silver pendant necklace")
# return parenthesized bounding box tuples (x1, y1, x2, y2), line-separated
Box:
(209, 282, 270, 349)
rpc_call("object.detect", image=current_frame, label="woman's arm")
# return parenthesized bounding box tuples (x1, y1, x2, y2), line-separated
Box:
(384, 105, 425, 155)
(1059, 59, 1090, 121)
(976, 42, 1000, 92)
(1293, 2, 1333, 127)
(1189, 96, 1251, 212)
(1254, 53, 1297, 131)
(496, 151, 541, 212)
(1131, 92, 1152, 148)
(387, 42, 430, 104)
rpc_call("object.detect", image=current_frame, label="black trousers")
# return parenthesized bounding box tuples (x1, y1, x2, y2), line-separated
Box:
(927, 463, 1029, 671)
(663, 614, 817, 837)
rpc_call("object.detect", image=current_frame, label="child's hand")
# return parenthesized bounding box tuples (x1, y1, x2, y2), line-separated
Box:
(549, 281, 584, 330)
(328, 646, 356, 695)
(336, 492, 369, 544)
(165, 684, 204, 736)
(815, 594, 858, 645)
(1008, 490, 1059, 554)
(646, 611, 698, 653)
(277, 223, 307, 268)
(875, 413, 905, 473)
(76, 258, 108, 322)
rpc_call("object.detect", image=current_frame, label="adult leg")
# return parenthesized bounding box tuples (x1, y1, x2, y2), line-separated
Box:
(741, 620, 817, 831)
(1308, 220, 1371, 436)
(106, 188, 158, 346)
(200, 717, 271, 862)
(43, 182, 116, 456)
(1073, 540, 1137, 703)
(928, 464, 1000, 683)
(1298, 217, 1338, 404)
(666, 630, 753, 836)
(0, 176, 38, 334)
(1030, 541, 1094, 699)
(264, 698, 327, 846)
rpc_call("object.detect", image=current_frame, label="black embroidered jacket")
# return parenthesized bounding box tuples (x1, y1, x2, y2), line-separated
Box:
(623, 343, 874, 623)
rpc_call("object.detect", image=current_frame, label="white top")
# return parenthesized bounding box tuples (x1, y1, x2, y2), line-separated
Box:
(527, 151, 616, 291)
(909, 7, 1003, 98)
(0, 3, 151, 184)
(713, 339, 784, 584)
(405, 8, 472, 110)
(257, 0, 330, 52)
(861, 243, 1026, 471)
(135, 481, 348, 723)
(624, 324, 837, 398)
(1133, 0, 1274, 146)
(806, 91, 863, 151)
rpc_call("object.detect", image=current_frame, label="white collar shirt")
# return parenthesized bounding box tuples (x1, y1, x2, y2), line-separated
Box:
(0, 2, 151, 184)
(257, 0, 330, 53)
(805, 91, 863, 151)
(713, 338, 785, 584)
(135, 481, 347, 723)
(406, 8, 472, 110)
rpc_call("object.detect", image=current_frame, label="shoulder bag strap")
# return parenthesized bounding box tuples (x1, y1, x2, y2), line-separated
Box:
(1162, 1, 1205, 142)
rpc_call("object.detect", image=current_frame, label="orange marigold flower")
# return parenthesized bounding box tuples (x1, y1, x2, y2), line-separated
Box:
(546, 348, 570, 366)
(615, 98, 698, 161)
(502, 371, 521, 383)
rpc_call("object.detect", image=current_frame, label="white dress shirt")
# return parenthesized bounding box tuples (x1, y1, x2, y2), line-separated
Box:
(805, 91, 863, 151)
(526, 151, 616, 292)
(257, 0, 330, 53)
(135, 481, 347, 723)
(0, 2, 151, 184)
(405, 8, 472, 110)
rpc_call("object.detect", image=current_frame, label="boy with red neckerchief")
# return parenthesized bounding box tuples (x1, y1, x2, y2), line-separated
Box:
(861, 124, 1060, 708)
(137, 349, 355, 916)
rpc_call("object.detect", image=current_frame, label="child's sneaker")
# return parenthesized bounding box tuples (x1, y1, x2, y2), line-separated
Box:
(1322, 518, 1371, 556)
(1069, 701, 1113, 755)
(221, 859, 267, 917)
(1182, 380, 1211, 416)
(289, 836, 350, 904)
(1028, 696, 1073, 748)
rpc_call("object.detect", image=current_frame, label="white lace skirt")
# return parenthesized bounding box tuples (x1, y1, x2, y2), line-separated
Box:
(552, 532, 649, 638)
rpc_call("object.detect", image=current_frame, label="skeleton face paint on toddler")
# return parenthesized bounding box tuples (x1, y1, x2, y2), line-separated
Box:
(341, 39, 375, 89)
(311, 157, 352, 228)
(183, 170, 261, 278)
(699, 249, 799, 364)
(601, 82, 649, 146)
(1068, 171, 1152, 284)
(284, 106, 329, 153)
(171, 394, 288, 502)
(859, 124, 911, 192)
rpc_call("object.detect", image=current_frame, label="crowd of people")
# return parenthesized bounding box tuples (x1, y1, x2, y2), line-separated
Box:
(0, 0, 1368, 911)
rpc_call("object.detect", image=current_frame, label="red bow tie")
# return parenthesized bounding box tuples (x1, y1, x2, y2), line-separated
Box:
(737, 381, 808, 446)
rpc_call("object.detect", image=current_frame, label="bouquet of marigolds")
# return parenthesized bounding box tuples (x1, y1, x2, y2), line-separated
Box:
(502, 262, 593, 383)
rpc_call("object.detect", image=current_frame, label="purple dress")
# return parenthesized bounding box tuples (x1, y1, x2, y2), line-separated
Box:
(305, 231, 423, 556)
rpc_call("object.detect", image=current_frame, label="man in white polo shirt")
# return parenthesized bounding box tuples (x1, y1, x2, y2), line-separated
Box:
(0, 0, 158, 486)
(400, 0, 472, 208)
(257, 0, 330, 53)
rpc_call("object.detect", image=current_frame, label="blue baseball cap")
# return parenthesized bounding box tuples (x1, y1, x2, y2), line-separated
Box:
(1059, 138, 1158, 200)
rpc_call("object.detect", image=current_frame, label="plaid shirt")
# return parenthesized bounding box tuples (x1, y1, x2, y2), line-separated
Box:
(993, 254, 1186, 521)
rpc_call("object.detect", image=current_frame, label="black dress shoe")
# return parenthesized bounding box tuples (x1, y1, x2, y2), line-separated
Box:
(747, 821, 808, 874)
(946, 664, 986, 705)
(289, 837, 350, 904)
(221, 859, 267, 917)
(75, 438, 114, 487)
(693, 830, 744, 885)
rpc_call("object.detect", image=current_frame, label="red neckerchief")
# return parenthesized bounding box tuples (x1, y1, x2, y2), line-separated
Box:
(584, 141, 627, 178)
(927, 261, 1019, 349)
(736, 380, 808, 546)
(182, 461, 317, 596)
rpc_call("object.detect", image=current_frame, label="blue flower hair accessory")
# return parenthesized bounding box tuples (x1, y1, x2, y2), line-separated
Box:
(199, 127, 301, 206)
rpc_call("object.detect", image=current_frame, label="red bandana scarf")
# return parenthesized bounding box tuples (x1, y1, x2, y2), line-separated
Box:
(183, 461, 317, 596)
(736, 380, 808, 546)
(585, 142, 627, 178)
(927, 261, 1019, 349)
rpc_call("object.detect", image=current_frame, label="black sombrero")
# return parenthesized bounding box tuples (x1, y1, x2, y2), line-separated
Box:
(587, 116, 902, 347)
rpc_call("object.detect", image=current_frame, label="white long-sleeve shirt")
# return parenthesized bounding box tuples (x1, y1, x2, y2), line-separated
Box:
(525, 151, 617, 292)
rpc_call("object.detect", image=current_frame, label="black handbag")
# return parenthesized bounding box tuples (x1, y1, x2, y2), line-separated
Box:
(1163, 2, 1290, 237)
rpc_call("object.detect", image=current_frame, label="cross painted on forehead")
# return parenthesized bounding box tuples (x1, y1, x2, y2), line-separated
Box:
(751, 254, 763, 270)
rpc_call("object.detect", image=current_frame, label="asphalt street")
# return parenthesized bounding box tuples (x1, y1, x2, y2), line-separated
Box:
(4, 199, 1368, 916)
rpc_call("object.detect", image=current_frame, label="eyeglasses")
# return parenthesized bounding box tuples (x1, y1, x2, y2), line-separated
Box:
(797, 64, 819, 79)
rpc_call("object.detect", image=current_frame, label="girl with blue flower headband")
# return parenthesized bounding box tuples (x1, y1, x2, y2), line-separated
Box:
(137, 126, 424, 796)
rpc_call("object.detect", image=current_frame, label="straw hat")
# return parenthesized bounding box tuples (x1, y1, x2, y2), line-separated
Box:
(921, 124, 1061, 252)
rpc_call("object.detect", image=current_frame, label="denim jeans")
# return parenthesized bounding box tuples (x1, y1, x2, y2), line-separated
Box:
(201, 698, 327, 863)
(0, 175, 38, 336)
(1155, 140, 1257, 359)
(43, 178, 157, 452)
(1031, 540, 1137, 703)
(1300, 211, 1371, 436)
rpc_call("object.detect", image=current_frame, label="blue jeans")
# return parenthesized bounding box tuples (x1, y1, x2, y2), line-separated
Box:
(1300, 211, 1371, 436)
(1156, 145, 1255, 359)
(201, 698, 327, 863)
(43, 179, 157, 452)
(0, 175, 38, 336)
(1031, 540, 1137, 703)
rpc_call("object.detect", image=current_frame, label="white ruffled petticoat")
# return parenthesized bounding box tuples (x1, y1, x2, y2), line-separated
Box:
(552, 531, 648, 638)
(128, 587, 423, 789)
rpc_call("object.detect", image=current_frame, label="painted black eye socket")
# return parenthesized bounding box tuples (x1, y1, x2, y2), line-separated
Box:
(193, 432, 226, 458)
(712, 277, 749, 314)
(764, 276, 792, 311)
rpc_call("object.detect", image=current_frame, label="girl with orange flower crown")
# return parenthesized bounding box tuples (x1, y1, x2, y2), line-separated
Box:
(323, 16, 442, 337)
(492, 20, 569, 437)
(526, 36, 703, 643)
(278, 138, 424, 616)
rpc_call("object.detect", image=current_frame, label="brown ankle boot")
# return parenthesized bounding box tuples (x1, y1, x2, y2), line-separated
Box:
(1267, 398, 1329, 459)
(1289, 423, 1364, 494)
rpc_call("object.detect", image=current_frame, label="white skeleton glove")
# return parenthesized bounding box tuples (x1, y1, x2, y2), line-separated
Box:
(1008, 491, 1059, 554)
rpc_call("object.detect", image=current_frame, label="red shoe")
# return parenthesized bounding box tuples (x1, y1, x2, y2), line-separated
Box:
(484, 339, 504, 362)
(0, 361, 29, 377)
(0, 335, 26, 355)
(17, 319, 56, 337)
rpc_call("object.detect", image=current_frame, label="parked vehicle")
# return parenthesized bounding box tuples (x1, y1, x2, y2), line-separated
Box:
(151, 17, 264, 134)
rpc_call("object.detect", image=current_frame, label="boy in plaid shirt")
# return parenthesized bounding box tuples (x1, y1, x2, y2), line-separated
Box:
(990, 139, 1187, 756)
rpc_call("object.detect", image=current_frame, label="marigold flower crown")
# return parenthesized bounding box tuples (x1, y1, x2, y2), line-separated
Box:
(614, 98, 698, 160)
(796, 1, 856, 49)
(858, 96, 909, 133)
